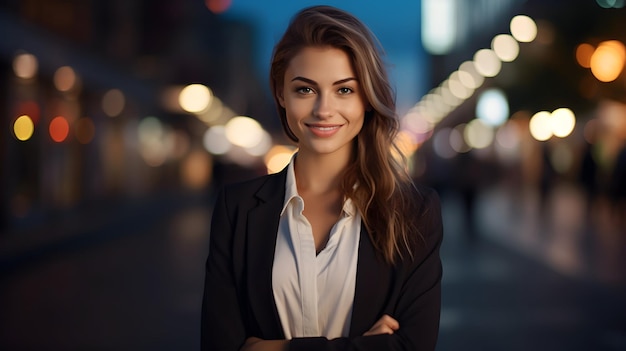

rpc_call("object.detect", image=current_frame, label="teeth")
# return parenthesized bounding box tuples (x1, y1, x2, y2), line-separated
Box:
(313, 126, 339, 131)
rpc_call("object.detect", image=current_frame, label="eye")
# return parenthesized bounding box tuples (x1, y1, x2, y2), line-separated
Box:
(338, 87, 354, 95)
(296, 87, 314, 95)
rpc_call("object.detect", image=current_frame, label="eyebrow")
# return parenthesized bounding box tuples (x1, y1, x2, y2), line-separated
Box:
(290, 76, 358, 85)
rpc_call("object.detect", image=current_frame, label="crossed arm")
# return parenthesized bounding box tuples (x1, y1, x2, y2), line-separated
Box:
(241, 315, 400, 351)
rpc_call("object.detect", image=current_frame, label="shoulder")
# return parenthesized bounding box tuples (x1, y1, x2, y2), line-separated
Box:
(216, 168, 287, 207)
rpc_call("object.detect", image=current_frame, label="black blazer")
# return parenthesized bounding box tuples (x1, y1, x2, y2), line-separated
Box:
(201, 167, 443, 351)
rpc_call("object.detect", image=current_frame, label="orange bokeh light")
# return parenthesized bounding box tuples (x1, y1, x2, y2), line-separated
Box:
(590, 40, 625, 82)
(575, 43, 595, 68)
(205, 0, 231, 14)
(49, 116, 70, 142)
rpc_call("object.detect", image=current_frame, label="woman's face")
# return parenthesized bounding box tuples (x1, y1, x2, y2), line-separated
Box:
(278, 46, 366, 159)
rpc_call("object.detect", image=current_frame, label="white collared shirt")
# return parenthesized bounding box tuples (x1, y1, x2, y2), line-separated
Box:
(272, 157, 361, 339)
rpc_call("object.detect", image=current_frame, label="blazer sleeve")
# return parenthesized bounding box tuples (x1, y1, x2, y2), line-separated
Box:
(201, 187, 247, 351)
(288, 188, 444, 351)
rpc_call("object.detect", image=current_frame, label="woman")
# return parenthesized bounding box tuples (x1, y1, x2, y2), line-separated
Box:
(201, 5, 443, 351)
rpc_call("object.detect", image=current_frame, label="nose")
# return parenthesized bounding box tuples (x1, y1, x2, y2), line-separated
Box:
(313, 93, 334, 119)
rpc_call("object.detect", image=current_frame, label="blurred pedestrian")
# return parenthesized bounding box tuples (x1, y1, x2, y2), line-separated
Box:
(201, 6, 443, 351)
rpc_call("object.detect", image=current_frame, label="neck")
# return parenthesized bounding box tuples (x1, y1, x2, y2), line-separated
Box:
(294, 150, 351, 194)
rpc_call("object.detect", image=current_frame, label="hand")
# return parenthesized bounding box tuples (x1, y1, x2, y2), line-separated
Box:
(241, 337, 288, 351)
(363, 314, 400, 336)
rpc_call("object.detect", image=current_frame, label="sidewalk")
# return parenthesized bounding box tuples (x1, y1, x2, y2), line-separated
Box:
(437, 184, 626, 351)
(0, 184, 624, 350)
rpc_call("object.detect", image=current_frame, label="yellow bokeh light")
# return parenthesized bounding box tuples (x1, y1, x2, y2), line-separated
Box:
(179, 84, 212, 114)
(590, 40, 625, 82)
(13, 115, 35, 141)
(492, 34, 520, 62)
(529, 111, 553, 141)
(225, 116, 264, 148)
(244, 130, 273, 157)
(510, 15, 537, 43)
(264, 145, 297, 174)
(102, 89, 126, 117)
(13, 53, 38, 79)
(447, 76, 473, 99)
(464, 119, 494, 149)
(54, 66, 77, 92)
(576, 43, 595, 68)
(458, 61, 484, 89)
(473, 49, 502, 77)
(394, 130, 418, 158)
(551, 108, 576, 138)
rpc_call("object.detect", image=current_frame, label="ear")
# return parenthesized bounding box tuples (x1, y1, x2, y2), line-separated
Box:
(277, 89, 285, 108)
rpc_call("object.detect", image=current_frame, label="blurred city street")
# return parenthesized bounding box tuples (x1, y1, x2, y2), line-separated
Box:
(2, 0, 626, 350)
(1, 182, 625, 351)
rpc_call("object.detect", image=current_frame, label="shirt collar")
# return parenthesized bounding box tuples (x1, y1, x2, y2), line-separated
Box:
(281, 154, 300, 216)
(280, 153, 357, 218)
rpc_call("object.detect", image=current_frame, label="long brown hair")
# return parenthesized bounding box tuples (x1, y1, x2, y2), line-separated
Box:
(269, 5, 421, 264)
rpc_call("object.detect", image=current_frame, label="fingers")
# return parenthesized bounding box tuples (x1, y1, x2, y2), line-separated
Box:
(363, 314, 400, 336)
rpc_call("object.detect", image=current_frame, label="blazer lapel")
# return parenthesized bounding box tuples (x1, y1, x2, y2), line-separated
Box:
(349, 227, 393, 337)
(246, 169, 287, 339)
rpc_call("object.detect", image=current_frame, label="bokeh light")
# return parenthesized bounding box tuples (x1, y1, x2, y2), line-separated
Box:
(75, 117, 96, 144)
(596, 0, 625, 8)
(458, 61, 484, 89)
(473, 49, 502, 77)
(13, 115, 35, 141)
(433, 128, 456, 159)
(205, 0, 232, 14)
(450, 124, 471, 153)
(590, 40, 625, 82)
(102, 89, 126, 117)
(510, 15, 537, 43)
(197, 96, 225, 124)
(179, 84, 212, 114)
(476, 88, 509, 127)
(492, 34, 520, 62)
(464, 119, 494, 149)
(244, 130, 273, 157)
(575, 43, 595, 68)
(224, 116, 264, 148)
(551, 108, 576, 138)
(138, 116, 172, 167)
(447, 76, 473, 99)
(54, 66, 78, 92)
(495, 122, 520, 150)
(49, 116, 70, 142)
(394, 130, 419, 158)
(203, 125, 231, 155)
(13, 52, 38, 79)
(264, 145, 297, 174)
(529, 111, 553, 141)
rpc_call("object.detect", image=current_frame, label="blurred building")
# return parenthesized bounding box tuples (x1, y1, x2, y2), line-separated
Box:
(0, 0, 277, 242)
(413, 0, 626, 198)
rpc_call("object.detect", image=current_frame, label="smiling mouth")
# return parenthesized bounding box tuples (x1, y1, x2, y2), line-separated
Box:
(305, 124, 343, 137)
(310, 125, 340, 131)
